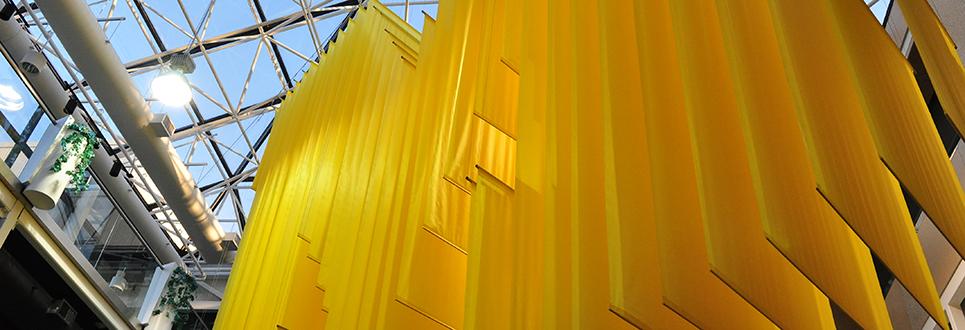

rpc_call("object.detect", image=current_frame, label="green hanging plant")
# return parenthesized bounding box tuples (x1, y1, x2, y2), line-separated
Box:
(153, 267, 198, 328)
(49, 123, 97, 192)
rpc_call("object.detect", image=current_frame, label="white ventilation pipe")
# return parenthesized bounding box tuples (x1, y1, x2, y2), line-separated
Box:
(0, 11, 183, 265)
(36, 0, 226, 262)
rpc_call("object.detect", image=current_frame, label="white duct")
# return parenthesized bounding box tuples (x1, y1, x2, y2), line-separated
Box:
(36, 0, 226, 262)
(0, 12, 182, 264)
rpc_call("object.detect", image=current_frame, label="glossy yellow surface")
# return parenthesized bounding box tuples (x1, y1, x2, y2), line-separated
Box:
(719, 0, 892, 328)
(896, 0, 965, 274)
(898, 0, 965, 138)
(215, 0, 965, 329)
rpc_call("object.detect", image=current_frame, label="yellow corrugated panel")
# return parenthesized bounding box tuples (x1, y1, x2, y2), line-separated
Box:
(334, 7, 428, 328)
(515, 0, 546, 194)
(400, 228, 466, 328)
(432, 180, 471, 250)
(633, 0, 775, 328)
(318, 10, 395, 327)
(597, 0, 687, 328)
(440, 0, 485, 192)
(279, 240, 325, 330)
(539, 1, 638, 328)
(832, 0, 965, 290)
(463, 170, 513, 330)
(567, 2, 636, 327)
(512, 0, 546, 327)
(769, 0, 945, 325)
(896, 0, 965, 138)
(472, 117, 515, 188)
(384, 300, 451, 330)
(597, 0, 696, 328)
(417, 0, 475, 244)
(669, 1, 834, 328)
(476, 61, 518, 138)
(218, 2, 429, 329)
(473, 0, 518, 138)
(540, 1, 574, 327)
(217, 55, 328, 330)
(715, 0, 892, 328)
(394, 0, 476, 311)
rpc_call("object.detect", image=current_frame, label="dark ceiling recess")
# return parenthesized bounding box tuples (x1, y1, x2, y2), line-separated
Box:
(0, 229, 110, 329)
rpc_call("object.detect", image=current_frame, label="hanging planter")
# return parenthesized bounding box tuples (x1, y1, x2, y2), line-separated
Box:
(51, 123, 97, 192)
(23, 123, 98, 209)
(153, 267, 198, 328)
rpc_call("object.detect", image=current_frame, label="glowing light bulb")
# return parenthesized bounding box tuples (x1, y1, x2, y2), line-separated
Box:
(151, 70, 192, 106)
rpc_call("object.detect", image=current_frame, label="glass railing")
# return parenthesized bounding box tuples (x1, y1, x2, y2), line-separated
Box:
(43, 174, 161, 319)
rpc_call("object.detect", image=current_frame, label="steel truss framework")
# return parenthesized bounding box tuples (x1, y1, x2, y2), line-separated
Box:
(19, 0, 439, 267)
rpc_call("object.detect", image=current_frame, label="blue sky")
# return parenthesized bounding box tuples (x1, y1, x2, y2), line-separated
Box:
(873, 0, 893, 22)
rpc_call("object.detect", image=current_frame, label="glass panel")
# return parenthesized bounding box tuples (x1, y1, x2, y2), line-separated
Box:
(43, 174, 161, 318)
(0, 59, 52, 175)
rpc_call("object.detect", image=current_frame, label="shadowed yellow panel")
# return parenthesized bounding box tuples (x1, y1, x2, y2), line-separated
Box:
(279, 240, 326, 330)
(440, 0, 485, 192)
(565, 1, 636, 327)
(472, 118, 516, 188)
(463, 170, 514, 330)
(669, 1, 833, 328)
(541, 1, 574, 327)
(768, 0, 945, 325)
(512, 0, 547, 326)
(715, 0, 892, 328)
(633, 0, 775, 328)
(219, 3, 427, 329)
(598, 0, 696, 329)
(401, 228, 466, 328)
(416, 0, 478, 245)
(830, 1, 965, 301)
(896, 0, 965, 138)
(475, 2, 519, 138)
(385, 300, 451, 330)
(433, 181, 471, 250)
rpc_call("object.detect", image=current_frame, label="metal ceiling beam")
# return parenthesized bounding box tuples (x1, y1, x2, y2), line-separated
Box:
(251, 0, 294, 89)
(206, 119, 270, 229)
(123, 0, 359, 73)
(36, 0, 228, 262)
(170, 91, 283, 141)
(126, 0, 253, 231)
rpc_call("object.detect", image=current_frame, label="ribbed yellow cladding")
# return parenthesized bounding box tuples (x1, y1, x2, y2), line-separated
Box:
(598, 0, 696, 328)
(770, 0, 945, 325)
(897, 0, 965, 137)
(464, 170, 514, 330)
(216, 0, 961, 328)
(828, 0, 959, 327)
(632, 1, 776, 328)
(716, 0, 892, 328)
(894, 0, 965, 264)
(670, 0, 834, 328)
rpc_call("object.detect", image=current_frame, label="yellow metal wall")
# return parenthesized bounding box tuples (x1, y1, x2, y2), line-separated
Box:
(215, 0, 965, 329)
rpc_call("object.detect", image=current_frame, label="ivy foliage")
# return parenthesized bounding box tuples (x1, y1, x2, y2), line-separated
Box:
(153, 267, 198, 328)
(50, 123, 97, 192)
